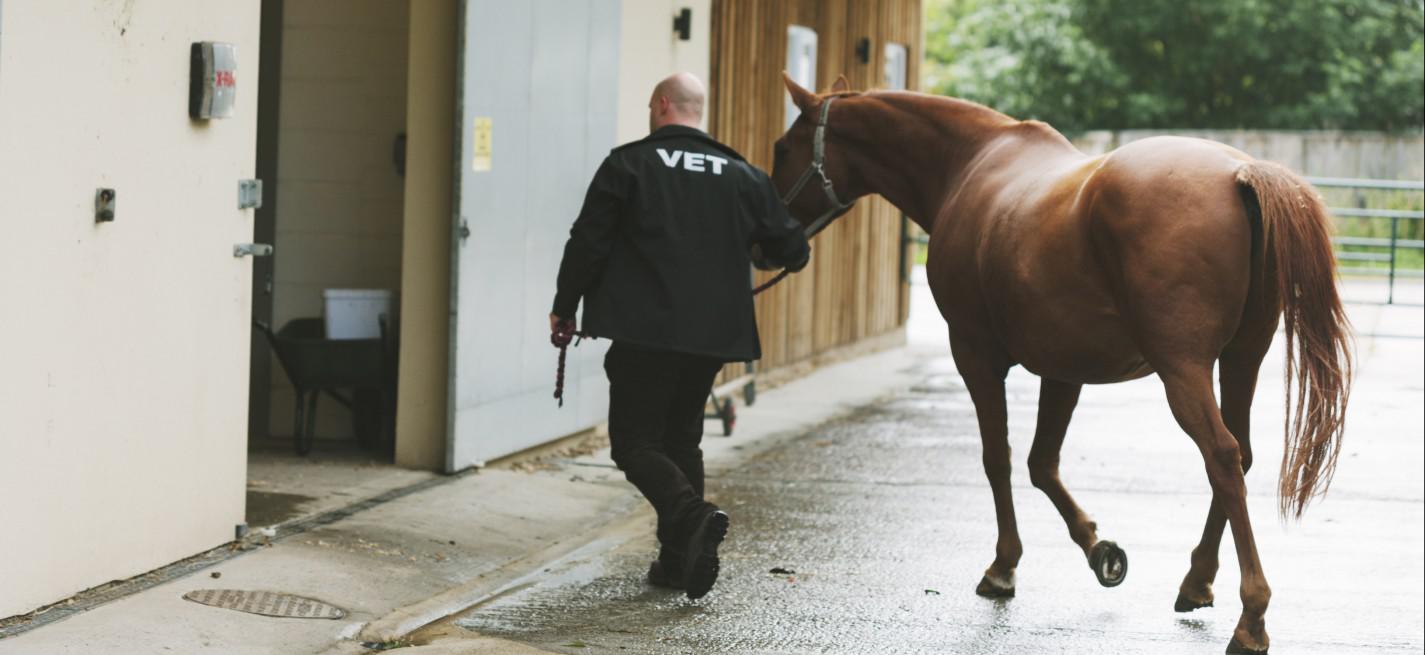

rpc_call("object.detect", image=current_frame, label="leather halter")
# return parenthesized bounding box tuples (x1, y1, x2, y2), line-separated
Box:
(781, 97, 856, 237)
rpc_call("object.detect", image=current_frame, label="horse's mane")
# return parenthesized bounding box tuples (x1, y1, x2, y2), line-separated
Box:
(820, 88, 1020, 136)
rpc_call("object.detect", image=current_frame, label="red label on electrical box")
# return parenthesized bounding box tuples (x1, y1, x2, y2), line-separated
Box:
(190, 41, 238, 120)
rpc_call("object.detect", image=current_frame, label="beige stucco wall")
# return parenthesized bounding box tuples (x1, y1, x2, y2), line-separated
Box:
(0, 0, 258, 618)
(267, 0, 410, 439)
(394, 0, 456, 470)
(616, 0, 712, 145)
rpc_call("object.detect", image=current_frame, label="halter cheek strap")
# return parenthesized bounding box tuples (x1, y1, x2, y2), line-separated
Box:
(753, 98, 855, 297)
(781, 97, 856, 237)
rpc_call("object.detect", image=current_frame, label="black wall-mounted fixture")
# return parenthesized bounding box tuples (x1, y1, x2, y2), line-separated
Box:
(393, 132, 407, 177)
(855, 38, 871, 64)
(673, 8, 692, 41)
(95, 188, 116, 223)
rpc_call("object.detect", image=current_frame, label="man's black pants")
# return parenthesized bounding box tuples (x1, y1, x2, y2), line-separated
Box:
(604, 342, 724, 556)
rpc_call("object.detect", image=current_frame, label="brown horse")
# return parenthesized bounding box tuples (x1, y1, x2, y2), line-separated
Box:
(771, 74, 1352, 654)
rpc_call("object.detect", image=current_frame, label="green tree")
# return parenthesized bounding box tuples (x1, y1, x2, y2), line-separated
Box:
(924, 0, 1425, 131)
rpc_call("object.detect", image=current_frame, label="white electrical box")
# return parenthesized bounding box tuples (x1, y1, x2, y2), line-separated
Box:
(884, 43, 909, 91)
(785, 26, 819, 130)
(189, 42, 237, 120)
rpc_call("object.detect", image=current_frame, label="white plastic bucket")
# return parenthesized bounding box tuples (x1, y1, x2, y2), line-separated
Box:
(322, 289, 394, 340)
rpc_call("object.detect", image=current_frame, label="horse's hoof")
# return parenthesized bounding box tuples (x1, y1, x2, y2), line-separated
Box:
(1225, 636, 1268, 654)
(1174, 592, 1213, 612)
(1089, 540, 1128, 587)
(975, 574, 1015, 599)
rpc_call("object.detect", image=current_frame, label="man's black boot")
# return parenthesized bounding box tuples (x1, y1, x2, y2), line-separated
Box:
(648, 546, 685, 589)
(647, 558, 685, 589)
(681, 510, 729, 599)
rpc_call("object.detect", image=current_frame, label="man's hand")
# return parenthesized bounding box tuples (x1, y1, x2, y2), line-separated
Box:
(550, 313, 574, 333)
(750, 243, 776, 271)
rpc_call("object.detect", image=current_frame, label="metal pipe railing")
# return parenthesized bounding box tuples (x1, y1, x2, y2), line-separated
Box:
(1305, 176, 1425, 191)
(1307, 176, 1424, 305)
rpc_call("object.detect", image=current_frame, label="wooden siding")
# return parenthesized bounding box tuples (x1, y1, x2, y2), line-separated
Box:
(709, 0, 922, 376)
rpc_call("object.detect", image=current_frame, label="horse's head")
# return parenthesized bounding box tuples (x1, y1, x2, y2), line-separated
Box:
(772, 73, 860, 236)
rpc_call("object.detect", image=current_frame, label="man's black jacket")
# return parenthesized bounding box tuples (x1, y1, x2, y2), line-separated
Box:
(552, 125, 810, 362)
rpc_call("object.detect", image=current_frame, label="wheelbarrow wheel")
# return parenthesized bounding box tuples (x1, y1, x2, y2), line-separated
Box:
(720, 399, 736, 436)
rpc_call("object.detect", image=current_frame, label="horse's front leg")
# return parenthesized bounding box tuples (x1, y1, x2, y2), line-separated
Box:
(950, 336, 1018, 598)
(1028, 379, 1127, 589)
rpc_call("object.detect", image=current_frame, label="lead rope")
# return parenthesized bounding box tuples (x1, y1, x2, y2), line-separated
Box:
(551, 319, 582, 407)
(751, 268, 792, 296)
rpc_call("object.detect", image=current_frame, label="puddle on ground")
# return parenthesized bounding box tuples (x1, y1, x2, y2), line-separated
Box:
(245, 489, 318, 527)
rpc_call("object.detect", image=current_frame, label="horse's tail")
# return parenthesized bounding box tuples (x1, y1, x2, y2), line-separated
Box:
(1235, 161, 1353, 519)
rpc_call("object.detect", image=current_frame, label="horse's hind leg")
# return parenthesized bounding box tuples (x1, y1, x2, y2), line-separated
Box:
(1177, 323, 1274, 613)
(1028, 379, 1125, 587)
(1160, 365, 1272, 653)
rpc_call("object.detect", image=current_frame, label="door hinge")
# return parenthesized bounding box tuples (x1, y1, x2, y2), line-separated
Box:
(234, 243, 274, 258)
(238, 179, 263, 209)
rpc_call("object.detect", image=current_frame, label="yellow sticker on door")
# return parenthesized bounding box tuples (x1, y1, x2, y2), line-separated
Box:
(472, 117, 493, 172)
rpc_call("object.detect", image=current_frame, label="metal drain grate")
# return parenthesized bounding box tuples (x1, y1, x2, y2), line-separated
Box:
(182, 589, 346, 619)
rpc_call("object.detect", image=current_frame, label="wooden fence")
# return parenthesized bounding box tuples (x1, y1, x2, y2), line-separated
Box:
(709, 0, 922, 377)
(1073, 130, 1425, 181)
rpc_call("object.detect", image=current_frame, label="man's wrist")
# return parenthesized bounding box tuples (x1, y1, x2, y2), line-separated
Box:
(551, 296, 578, 320)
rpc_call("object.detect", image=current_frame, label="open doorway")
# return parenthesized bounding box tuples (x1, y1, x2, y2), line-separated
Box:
(245, 0, 429, 529)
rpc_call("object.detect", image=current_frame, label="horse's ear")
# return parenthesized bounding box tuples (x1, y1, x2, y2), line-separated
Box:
(782, 71, 816, 112)
(830, 74, 851, 94)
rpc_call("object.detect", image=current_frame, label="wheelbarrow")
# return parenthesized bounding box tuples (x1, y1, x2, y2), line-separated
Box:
(706, 360, 758, 437)
(255, 317, 397, 456)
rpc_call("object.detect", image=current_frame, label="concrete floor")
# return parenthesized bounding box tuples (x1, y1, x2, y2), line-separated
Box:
(433, 275, 1424, 655)
(4, 275, 1416, 654)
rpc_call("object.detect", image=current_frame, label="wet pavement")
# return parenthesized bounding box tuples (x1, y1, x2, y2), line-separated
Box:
(437, 280, 1424, 655)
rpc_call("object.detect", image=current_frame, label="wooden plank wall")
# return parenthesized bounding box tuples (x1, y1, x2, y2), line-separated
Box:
(709, 0, 922, 377)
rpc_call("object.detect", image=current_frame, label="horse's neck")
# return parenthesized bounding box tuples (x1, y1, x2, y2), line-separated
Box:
(842, 94, 1012, 234)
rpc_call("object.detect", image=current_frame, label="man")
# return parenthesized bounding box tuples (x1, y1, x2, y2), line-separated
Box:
(550, 72, 809, 599)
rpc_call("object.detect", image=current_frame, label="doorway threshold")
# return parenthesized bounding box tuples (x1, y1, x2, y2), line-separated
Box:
(246, 441, 436, 530)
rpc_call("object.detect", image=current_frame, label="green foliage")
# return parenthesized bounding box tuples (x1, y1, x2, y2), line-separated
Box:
(924, 0, 1425, 130)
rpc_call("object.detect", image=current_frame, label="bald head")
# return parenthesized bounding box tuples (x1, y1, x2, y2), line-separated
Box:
(648, 72, 706, 132)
